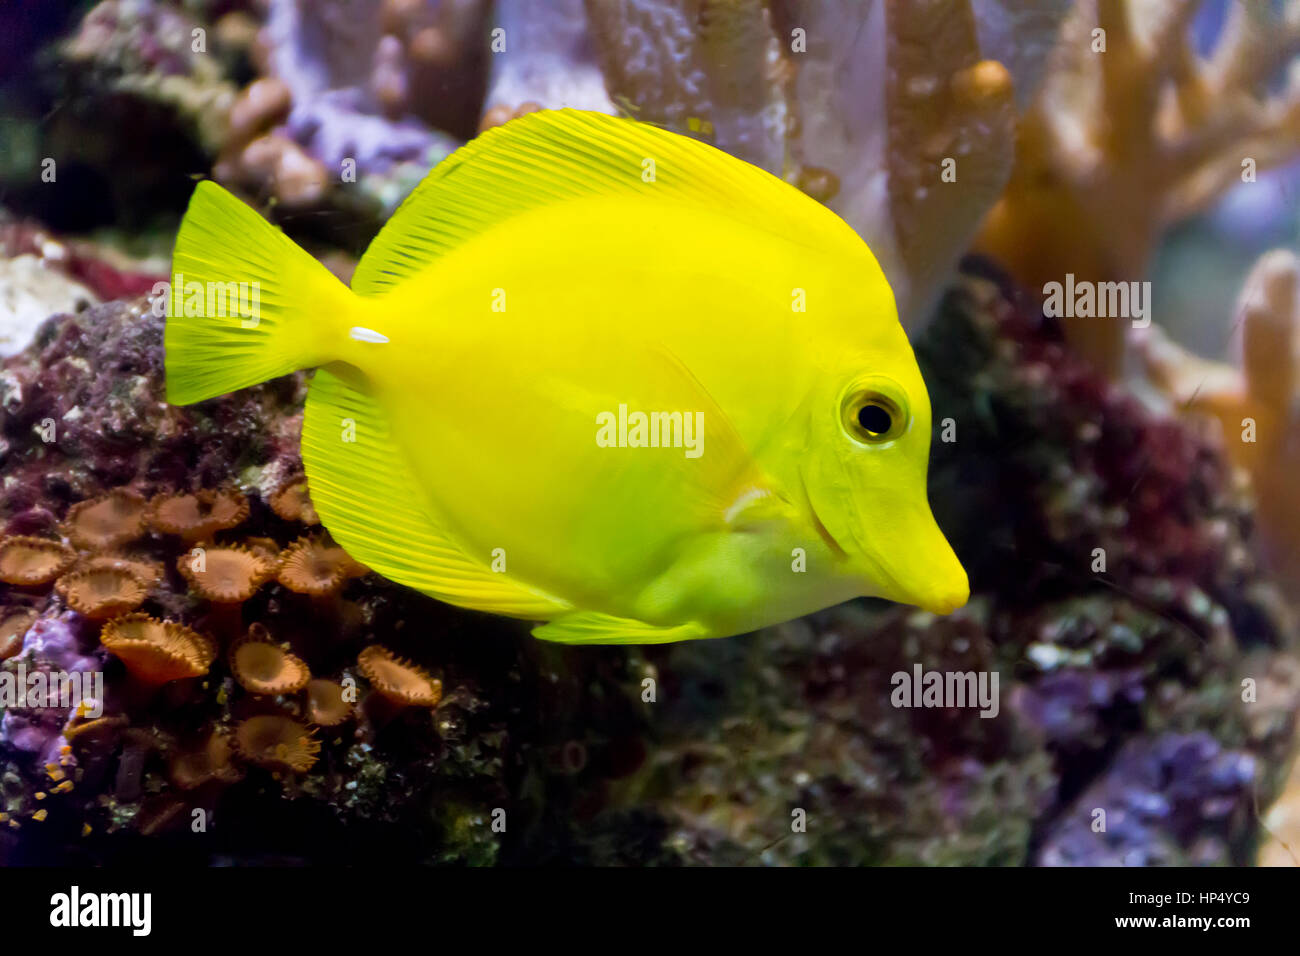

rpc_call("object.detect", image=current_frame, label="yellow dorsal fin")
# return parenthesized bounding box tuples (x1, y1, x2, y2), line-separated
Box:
(301, 367, 571, 619)
(350, 109, 859, 295)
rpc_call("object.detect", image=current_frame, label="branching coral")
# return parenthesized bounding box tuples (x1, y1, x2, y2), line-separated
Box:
(483, 0, 612, 133)
(977, 0, 1300, 372)
(51, 0, 1059, 321)
(575, 0, 1063, 323)
(214, 76, 330, 210)
(583, 0, 782, 170)
(775, 0, 1027, 322)
(1139, 247, 1300, 583)
(373, 0, 489, 132)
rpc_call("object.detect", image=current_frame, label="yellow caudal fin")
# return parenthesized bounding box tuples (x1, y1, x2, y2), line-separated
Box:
(165, 181, 356, 405)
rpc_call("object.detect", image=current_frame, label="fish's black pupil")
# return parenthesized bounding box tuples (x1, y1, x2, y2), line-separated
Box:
(858, 403, 893, 435)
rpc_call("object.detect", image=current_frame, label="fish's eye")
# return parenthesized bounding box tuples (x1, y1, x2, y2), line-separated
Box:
(857, 403, 892, 435)
(841, 385, 908, 445)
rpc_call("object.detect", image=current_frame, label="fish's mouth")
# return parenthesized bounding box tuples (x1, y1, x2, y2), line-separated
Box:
(797, 469, 963, 613)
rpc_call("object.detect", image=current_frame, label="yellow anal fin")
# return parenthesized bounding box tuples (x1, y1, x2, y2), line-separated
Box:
(532, 612, 709, 645)
(301, 367, 571, 619)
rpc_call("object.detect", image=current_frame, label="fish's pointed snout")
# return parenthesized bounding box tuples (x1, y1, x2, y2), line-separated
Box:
(874, 508, 970, 615)
(917, 532, 969, 615)
(918, 564, 969, 616)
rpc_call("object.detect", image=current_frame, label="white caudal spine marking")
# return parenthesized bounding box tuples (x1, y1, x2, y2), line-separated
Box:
(349, 326, 389, 343)
(724, 486, 772, 524)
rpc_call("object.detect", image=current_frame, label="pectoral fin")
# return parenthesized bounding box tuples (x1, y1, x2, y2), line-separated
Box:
(606, 344, 792, 531)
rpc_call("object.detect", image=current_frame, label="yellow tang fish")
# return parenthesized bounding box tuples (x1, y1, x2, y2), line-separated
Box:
(165, 109, 968, 644)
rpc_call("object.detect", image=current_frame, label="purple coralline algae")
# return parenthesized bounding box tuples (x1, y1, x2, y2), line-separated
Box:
(1038, 733, 1259, 866)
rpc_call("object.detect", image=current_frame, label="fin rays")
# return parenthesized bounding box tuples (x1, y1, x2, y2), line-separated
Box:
(301, 369, 570, 619)
(350, 109, 859, 296)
